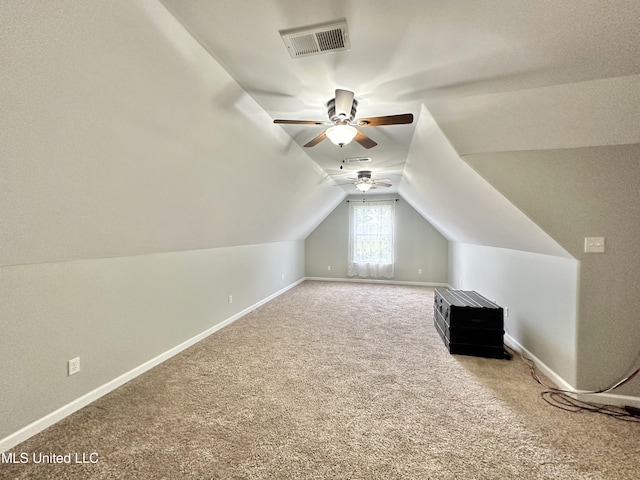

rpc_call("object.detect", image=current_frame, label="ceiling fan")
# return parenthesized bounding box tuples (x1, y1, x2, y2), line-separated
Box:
(273, 89, 413, 149)
(338, 170, 392, 192)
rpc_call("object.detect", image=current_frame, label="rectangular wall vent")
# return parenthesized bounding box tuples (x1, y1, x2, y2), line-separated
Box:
(280, 19, 350, 59)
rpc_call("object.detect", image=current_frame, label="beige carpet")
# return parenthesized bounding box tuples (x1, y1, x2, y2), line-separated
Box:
(2, 281, 639, 479)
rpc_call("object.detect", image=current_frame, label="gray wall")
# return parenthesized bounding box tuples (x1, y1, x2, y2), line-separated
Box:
(1, 186, 446, 446)
(305, 195, 449, 284)
(466, 145, 640, 396)
(0, 241, 305, 442)
(1, 1, 340, 448)
(449, 243, 579, 386)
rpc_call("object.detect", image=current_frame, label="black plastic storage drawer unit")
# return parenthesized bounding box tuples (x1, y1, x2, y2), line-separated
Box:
(433, 288, 508, 359)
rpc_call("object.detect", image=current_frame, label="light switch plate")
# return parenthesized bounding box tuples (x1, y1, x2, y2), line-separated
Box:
(584, 237, 605, 253)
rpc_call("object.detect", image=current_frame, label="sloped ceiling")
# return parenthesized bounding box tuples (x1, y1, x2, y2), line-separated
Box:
(399, 106, 570, 257)
(0, 0, 344, 267)
(3, 1, 639, 266)
(160, 0, 640, 257)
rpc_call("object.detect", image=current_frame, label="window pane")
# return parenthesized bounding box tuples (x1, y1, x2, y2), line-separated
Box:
(352, 204, 393, 263)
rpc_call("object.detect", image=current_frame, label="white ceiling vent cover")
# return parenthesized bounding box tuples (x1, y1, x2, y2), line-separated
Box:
(280, 20, 350, 58)
(345, 157, 372, 164)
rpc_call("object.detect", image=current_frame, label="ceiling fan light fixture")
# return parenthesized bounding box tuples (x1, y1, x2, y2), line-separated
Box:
(355, 182, 372, 192)
(326, 125, 357, 146)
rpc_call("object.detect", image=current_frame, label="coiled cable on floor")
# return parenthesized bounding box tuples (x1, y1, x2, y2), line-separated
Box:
(504, 344, 640, 423)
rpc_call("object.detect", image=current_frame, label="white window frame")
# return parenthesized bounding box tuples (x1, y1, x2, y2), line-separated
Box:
(347, 200, 395, 278)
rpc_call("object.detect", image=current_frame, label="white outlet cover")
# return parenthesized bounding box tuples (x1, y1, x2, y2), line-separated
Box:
(68, 357, 80, 376)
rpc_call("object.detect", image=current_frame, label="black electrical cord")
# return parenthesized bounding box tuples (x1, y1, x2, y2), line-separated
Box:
(504, 345, 640, 423)
(540, 391, 640, 423)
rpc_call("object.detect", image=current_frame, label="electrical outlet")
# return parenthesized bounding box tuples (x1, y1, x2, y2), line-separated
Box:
(228, 295, 233, 304)
(68, 357, 80, 376)
(327, 265, 331, 271)
(417, 268, 423, 275)
(505, 307, 510, 318)
(281, 273, 285, 281)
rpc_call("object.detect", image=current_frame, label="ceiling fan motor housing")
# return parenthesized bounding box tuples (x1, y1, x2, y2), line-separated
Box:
(327, 98, 357, 123)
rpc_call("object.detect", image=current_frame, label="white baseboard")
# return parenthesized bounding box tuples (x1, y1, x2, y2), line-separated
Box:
(0, 278, 304, 454)
(305, 276, 451, 288)
(6, 278, 635, 454)
(504, 333, 640, 409)
(503, 334, 575, 391)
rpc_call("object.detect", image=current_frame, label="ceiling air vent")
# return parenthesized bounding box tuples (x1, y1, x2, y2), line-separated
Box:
(345, 157, 372, 164)
(280, 19, 350, 59)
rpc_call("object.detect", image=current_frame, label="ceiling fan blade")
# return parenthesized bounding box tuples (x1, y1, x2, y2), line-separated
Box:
(357, 113, 414, 127)
(354, 130, 377, 149)
(304, 131, 327, 147)
(274, 119, 329, 125)
(373, 182, 392, 187)
(334, 89, 355, 118)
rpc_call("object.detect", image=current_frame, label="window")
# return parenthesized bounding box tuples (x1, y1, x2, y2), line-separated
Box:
(347, 200, 395, 278)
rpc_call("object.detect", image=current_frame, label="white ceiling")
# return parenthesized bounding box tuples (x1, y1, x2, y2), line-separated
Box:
(160, 0, 640, 195)
(6, 1, 636, 264)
